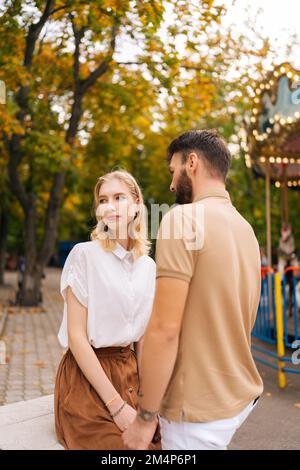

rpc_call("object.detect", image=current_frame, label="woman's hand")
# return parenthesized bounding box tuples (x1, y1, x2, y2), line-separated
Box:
(108, 396, 137, 432)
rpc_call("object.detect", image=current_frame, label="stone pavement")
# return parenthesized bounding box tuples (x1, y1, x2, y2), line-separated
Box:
(0, 269, 64, 406)
(229, 358, 300, 450)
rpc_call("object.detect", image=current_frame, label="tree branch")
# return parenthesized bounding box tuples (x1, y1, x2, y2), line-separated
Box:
(69, 13, 86, 84)
(80, 22, 118, 94)
(24, 0, 55, 68)
(50, 3, 72, 16)
(116, 61, 205, 72)
(8, 136, 29, 210)
(38, 172, 65, 265)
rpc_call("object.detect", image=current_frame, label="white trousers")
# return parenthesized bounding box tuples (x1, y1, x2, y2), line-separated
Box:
(159, 399, 258, 450)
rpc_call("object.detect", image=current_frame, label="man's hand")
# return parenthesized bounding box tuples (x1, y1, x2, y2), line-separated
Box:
(122, 416, 157, 450)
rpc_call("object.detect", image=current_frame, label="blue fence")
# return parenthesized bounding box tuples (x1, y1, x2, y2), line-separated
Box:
(282, 267, 300, 347)
(252, 269, 276, 345)
(252, 267, 300, 383)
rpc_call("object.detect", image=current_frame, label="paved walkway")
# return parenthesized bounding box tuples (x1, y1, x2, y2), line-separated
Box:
(0, 268, 299, 449)
(0, 269, 64, 405)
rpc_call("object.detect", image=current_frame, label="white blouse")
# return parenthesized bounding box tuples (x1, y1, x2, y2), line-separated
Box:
(58, 240, 156, 349)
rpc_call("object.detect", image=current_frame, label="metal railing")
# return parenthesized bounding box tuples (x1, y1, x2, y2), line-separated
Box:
(252, 267, 300, 388)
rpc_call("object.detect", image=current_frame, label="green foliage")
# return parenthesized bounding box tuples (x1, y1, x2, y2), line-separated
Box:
(0, 0, 298, 259)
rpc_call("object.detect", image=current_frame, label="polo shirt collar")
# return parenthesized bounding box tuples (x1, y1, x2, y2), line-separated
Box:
(193, 187, 231, 203)
(113, 242, 134, 262)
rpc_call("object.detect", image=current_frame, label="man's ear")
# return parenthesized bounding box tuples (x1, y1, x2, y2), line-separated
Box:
(187, 152, 199, 173)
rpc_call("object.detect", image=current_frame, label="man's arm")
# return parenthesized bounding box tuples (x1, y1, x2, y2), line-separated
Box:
(137, 276, 189, 421)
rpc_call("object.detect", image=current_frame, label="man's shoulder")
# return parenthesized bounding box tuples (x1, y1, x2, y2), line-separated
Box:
(161, 202, 202, 225)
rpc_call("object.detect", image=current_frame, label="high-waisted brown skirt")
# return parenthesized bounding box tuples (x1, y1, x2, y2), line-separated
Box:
(54, 345, 161, 450)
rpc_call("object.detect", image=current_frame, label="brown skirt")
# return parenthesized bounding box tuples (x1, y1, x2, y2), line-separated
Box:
(54, 345, 161, 450)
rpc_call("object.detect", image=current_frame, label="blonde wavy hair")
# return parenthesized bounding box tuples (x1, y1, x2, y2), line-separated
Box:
(91, 170, 151, 258)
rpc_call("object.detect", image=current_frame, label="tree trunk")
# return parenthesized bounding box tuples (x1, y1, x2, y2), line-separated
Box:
(0, 209, 8, 286)
(15, 199, 40, 306)
(16, 263, 43, 306)
(8, 2, 116, 306)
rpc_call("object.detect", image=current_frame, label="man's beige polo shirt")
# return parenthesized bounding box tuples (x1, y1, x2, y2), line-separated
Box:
(155, 187, 263, 423)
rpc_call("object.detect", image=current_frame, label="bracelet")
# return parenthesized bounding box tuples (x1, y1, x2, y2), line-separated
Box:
(110, 401, 127, 418)
(105, 393, 119, 408)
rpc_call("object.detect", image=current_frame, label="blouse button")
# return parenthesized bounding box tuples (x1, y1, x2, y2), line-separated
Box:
(128, 387, 133, 393)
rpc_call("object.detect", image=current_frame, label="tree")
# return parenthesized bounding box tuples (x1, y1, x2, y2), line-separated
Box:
(0, 0, 189, 305)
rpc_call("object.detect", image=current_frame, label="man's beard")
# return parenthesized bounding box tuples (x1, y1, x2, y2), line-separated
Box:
(175, 169, 193, 204)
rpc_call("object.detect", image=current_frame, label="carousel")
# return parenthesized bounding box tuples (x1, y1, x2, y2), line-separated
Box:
(243, 64, 300, 384)
(243, 62, 300, 273)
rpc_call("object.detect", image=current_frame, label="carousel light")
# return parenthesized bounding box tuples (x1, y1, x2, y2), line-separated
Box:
(273, 123, 280, 134)
(287, 71, 293, 78)
(260, 84, 265, 90)
(297, 159, 300, 163)
(253, 130, 258, 136)
(295, 112, 300, 119)
(269, 117, 275, 124)
(245, 160, 252, 168)
(280, 66, 286, 74)
(256, 88, 261, 95)
(253, 108, 258, 114)
(265, 84, 270, 90)
(269, 80, 274, 86)
(283, 158, 289, 163)
(275, 181, 281, 188)
(290, 158, 295, 163)
(274, 114, 280, 121)
(245, 154, 251, 159)
(270, 157, 275, 163)
(250, 117, 256, 123)
(266, 127, 272, 134)
(260, 157, 266, 162)
(294, 75, 300, 81)
(298, 180, 300, 185)
(280, 118, 286, 125)
(288, 181, 292, 187)
(293, 181, 297, 186)
(276, 157, 282, 163)
(287, 116, 293, 124)
(274, 70, 279, 77)
(254, 97, 259, 103)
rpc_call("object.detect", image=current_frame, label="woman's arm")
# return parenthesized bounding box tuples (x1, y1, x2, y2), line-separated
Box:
(66, 287, 136, 430)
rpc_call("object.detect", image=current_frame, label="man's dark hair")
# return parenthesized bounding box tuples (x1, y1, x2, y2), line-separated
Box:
(167, 129, 231, 181)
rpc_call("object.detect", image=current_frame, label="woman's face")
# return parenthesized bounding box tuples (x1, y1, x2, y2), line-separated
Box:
(97, 178, 138, 238)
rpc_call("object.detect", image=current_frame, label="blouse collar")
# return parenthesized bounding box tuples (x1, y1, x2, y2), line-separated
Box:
(113, 243, 135, 262)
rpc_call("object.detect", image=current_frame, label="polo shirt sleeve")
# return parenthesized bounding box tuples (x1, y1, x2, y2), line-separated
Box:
(155, 205, 203, 283)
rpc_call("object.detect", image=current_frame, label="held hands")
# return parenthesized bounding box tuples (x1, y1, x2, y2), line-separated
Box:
(106, 394, 159, 449)
(122, 410, 158, 450)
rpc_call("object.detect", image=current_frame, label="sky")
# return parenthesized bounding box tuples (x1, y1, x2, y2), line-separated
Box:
(115, 0, 300, 72)
(223, 0, 300, 66)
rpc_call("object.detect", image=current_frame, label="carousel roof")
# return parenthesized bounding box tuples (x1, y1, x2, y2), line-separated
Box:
(244, 63, 300, 188)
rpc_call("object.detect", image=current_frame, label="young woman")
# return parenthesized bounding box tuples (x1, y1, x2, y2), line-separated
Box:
(54, 170, 160, 450)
